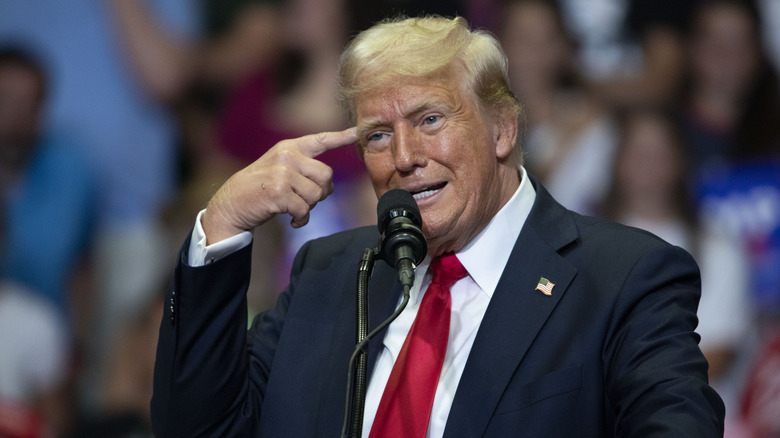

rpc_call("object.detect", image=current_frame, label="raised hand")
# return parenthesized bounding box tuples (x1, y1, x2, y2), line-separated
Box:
(201, 127, 359, 244)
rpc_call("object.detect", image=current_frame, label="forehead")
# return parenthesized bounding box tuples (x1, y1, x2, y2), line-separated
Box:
(0, 64, 38, 84)
(0, 64, 44, 98)
(697, 5, 754, 37)
(354, 68, 473, 123)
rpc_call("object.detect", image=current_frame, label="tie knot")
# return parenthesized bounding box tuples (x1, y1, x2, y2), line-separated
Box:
(430, 253, 468, 289)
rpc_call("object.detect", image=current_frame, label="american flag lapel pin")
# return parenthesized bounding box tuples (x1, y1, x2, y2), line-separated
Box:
(535, 277, 555, 296)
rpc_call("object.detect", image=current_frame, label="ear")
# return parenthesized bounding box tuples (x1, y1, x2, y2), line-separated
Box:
(493, 106, 519, 161)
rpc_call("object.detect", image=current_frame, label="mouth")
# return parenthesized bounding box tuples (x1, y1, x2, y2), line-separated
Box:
(410, 182, 447, 201)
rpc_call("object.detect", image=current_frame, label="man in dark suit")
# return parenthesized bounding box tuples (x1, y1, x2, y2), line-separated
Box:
(151, 15, 724, 437)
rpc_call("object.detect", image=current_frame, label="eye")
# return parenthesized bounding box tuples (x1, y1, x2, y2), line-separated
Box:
(368, 132, 386, 142)
(423, 115, 441, 125)
(364, 130, 391, 152)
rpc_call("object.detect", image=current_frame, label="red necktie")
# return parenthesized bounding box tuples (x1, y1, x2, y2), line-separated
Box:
(369, 253, 468, 438)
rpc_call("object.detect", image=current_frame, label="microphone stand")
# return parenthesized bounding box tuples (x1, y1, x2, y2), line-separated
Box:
(349, 247, 377, 438)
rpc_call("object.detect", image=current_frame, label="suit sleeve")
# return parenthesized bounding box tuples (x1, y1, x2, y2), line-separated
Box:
(150, 233, 297, 437)
(603, 244, 725, 436)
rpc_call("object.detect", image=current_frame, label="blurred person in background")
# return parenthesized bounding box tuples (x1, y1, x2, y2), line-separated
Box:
(599, 106, 753, 434)
(0, 46, 96, 319)
(0, 0, 200, 416)
(108, 0, 286, 173)
(678, 1, 780, 434)
(681, 0, 780, 336)
(108, 0, 290, 316)
(558, 0, 695, 108)
(499, 0, 618, 216)
(0, 46, 93, 437)
(680, 0, 780, 168)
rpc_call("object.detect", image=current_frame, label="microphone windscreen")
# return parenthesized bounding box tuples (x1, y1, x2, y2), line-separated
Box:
(377, 189, 421, 234)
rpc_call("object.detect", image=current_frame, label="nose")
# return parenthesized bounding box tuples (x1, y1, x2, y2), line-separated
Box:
(392, 125, 426, 173)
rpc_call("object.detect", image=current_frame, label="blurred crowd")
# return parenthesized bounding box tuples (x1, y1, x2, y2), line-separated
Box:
(0, 0, 778, 437)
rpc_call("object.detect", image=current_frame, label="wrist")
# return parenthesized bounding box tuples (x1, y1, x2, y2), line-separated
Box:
(202, 204, 245, 245)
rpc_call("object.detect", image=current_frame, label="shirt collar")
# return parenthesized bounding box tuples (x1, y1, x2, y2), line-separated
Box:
(412, 167, 537, 300)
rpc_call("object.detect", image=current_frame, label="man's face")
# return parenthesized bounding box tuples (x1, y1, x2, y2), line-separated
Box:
(0, 64, 42, 181)
(0, 64, 41, 148)
(355, 66, 519, 256)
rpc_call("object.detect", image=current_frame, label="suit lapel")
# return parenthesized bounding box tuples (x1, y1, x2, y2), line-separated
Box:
(445, 179, 579, 437)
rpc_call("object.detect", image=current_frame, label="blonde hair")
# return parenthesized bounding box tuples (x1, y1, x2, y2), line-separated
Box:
(337, 16, 524, 161)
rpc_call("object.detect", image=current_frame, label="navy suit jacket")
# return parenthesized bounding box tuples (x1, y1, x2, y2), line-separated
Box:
(151, 178, 724, 437)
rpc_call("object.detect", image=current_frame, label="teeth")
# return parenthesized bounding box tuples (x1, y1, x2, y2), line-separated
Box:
(412, 188, 440, 200)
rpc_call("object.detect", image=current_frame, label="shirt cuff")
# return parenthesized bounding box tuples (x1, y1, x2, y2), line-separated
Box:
(187, 209, 253, 267)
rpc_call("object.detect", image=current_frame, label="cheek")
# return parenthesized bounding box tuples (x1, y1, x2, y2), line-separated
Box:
(363, 153, 393, 188)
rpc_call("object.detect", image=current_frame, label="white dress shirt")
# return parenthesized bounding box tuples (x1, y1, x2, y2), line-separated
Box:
(188, 168, 537, 438)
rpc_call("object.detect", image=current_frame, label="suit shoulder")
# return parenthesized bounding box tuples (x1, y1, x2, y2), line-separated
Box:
(554, 212, 701, 310)
(565, 212, 694, 269)
(293, 226, 380, 266)
(575, 213, 672, 250)
(310, 225, 379, 251)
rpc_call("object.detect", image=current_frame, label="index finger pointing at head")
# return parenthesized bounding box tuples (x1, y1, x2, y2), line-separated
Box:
(298, 127, 358, 158)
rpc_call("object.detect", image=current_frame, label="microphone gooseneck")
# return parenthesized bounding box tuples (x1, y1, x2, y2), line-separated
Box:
(376, 189, 427, 289)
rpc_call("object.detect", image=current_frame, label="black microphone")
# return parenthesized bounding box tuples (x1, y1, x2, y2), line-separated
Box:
(377, 189, 427, 289)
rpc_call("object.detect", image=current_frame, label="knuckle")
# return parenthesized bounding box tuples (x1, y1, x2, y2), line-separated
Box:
(276, 138, 293, 149)
(313, 132, 329, 145)
(259, 177, 284, 197)
(322, 166, 334, 181)
(290, 199, 310, 218)
(312, 187, 325, 204)
(275, 148, 296, 164)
